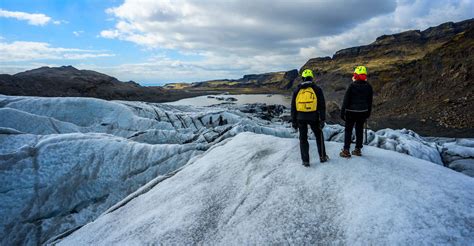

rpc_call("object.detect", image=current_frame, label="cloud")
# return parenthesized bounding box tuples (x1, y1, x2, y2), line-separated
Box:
(73, 31, 84, 37)
(0, 8, 55, 26)
(66, 52, 308, 84)
(2, 0, 472, 84)
(300, 0, 474, 58)
(53, 20, 68, 25)
(98, 0, 399, 79)
(0, 41, 114, 61)
(97, 0, 472, 83)
(101, 0, 396, 54)
(0, 62, 61, 75)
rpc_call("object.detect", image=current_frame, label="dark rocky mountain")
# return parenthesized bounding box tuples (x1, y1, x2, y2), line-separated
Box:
(0, 66, 204, 102)
(372, 26, 473, 136)
(164, 69, 298, 92)
(298, 18, 474, 137)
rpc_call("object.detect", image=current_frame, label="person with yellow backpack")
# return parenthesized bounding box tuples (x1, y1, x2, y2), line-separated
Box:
(339, 66, 373, 158)
(291, 69, 328, 167)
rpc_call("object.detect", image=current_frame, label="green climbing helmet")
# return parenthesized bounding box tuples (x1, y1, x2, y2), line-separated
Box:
(301, 69, 314, 78)
(354, 66, 367, 75)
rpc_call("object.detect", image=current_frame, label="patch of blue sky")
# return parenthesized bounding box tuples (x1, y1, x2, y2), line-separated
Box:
(0, 0, 205, 81)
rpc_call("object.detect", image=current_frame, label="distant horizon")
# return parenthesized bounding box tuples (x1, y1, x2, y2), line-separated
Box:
(2, 64, 298, 86)
(1, 65, 293, 86)
(1, 0, 473, 83)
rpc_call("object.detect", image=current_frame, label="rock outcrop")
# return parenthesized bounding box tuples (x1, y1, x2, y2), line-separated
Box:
(166, 69, 298, 91)
(372, 25, 474, 136)
(0, 66, 204, 103)
(299, 18, 474, 137)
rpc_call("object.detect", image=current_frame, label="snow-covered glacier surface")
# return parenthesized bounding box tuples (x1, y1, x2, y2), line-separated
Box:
(58, 133, 474, 245)
(1, 94, 473, 245)
(0, 95, 293, 245)
(437, 138, 474, 177)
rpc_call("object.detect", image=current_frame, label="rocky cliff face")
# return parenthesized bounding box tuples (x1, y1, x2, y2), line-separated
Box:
(299, 18, 474, 137)
(333, 19, 472, 61)
(170, 69, 299, 90)
(372, 25, 474, 136)
(241, 69, 299, 89)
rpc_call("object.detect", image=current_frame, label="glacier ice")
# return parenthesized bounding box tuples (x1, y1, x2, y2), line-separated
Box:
(0, 95, 295, 245)
(326, 126, 443, 165)
(0, 132, 204, 245)
(1, 94, 473, 245)
(439, 139, 474, 177)
(57, 133, 474, 245)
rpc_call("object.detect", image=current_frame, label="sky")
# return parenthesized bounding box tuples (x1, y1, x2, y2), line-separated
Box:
(0, 0, 473, 85)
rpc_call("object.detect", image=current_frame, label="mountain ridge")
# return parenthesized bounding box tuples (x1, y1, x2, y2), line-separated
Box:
(163, 69, 298, 91)
(297, 18, 474, 137)
(333, 19, 473, 59)
(0, 66, 208, 102)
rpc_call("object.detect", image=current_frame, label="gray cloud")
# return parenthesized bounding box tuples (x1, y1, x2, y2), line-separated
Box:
(102, 0, 397, 55)
(4, 0, 472, 84)
(304, 0, 474, 58)
(94, 0, 474, 83)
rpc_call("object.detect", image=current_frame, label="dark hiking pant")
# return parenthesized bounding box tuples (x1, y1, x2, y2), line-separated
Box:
(343, 111, 368, 150)
(298, 120, 326, 163)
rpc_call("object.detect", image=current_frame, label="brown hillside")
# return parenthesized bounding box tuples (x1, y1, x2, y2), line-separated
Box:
(299, 19, 474, 137)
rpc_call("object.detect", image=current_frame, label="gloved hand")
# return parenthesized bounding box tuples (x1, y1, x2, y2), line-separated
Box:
(320, 120, 325, 129)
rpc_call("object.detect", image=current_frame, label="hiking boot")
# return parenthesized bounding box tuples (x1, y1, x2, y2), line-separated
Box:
(352, 148, 362, 156)
(302, 161, 310, 167)
(339, 149, 351, 158)
(320, 155, 329, 163)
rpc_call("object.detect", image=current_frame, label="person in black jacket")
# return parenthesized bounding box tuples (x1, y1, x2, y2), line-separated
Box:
(340, 66, 373, 158)
(291, 69, 328, 167)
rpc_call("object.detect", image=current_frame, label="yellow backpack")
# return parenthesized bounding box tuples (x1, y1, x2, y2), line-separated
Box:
(296, 87, 317, 112)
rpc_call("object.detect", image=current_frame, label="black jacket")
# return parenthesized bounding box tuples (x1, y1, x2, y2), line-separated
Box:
(291, 81, 326, 123)
(341, 80, 373, 118)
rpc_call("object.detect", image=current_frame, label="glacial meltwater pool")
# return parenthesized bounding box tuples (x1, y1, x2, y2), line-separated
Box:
(164, 94, 291, 107)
